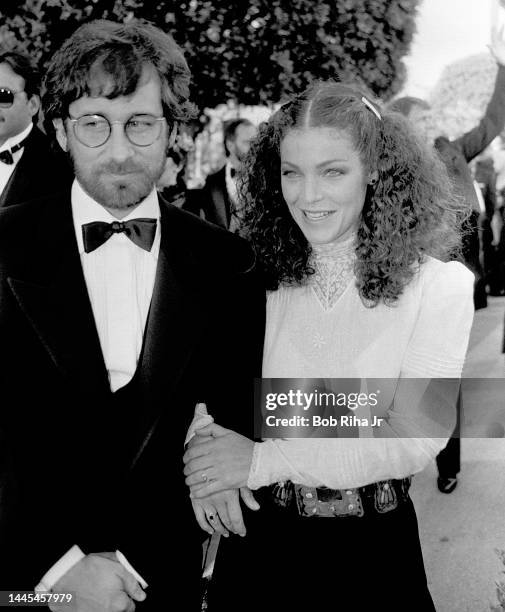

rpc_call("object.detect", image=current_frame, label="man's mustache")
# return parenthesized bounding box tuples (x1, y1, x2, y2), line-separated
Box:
(100, 161, 143, 174)
(66, 150, 144, 176)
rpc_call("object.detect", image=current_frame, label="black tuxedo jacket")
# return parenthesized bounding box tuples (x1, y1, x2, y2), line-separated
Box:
(185, 166, 231, 229)
(0, 192, 265, 609)
(475, 158, 497, 219)
(434, 64, 505, 213)
(0, 126, 73, 208)
(433, 64, 505, 308)
(475, 158, 498, 292)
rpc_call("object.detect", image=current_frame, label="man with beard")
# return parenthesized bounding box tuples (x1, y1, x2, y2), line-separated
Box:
(186, 119, 257, 232)
(0, 19, 264, 612)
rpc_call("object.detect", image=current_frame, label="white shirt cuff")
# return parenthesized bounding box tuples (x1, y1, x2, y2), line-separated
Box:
(34, 545, 85, 592)
(34, 545, 149, 593)
(116, 550, 148, 589)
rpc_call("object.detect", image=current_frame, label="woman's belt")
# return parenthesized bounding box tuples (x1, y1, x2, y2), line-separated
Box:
(269, 477, 412, 517)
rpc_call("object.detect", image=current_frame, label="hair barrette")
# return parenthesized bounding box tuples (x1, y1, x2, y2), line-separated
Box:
(361, 96, 382, 121)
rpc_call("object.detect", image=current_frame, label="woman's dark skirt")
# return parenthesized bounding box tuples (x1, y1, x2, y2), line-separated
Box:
(206, 488, 436, 612)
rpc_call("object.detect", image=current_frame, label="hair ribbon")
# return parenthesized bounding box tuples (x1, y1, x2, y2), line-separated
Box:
(361, 96, 382, 120)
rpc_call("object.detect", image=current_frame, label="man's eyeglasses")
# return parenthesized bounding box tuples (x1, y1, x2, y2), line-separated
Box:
(68, 114, 167, 148)
(0, 88, 25, 108)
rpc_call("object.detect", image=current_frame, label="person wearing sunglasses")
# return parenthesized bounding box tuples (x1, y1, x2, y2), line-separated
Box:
(0, 50, 72, 206)
(0, 20, 265, 612)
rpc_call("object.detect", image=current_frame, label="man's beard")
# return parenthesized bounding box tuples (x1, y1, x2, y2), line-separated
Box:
(71, 155, 166, 210)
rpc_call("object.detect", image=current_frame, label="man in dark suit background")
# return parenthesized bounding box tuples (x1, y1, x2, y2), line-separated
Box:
(186, 118, 257, 231)
(0, 20, 264, 612)
(474, 156, 500, 295)
(389, 27, 505, 311)
(0, 50, 72, 206)
(389, 28, 505, 494)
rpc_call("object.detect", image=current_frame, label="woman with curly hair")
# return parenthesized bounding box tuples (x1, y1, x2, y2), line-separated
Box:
(183, 81, 474, 611)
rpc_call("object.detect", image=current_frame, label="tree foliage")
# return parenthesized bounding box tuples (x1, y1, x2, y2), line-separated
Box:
(0, 0, 420, 109)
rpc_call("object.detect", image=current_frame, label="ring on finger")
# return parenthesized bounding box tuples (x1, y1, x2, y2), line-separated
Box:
(201, 472, 208, 482)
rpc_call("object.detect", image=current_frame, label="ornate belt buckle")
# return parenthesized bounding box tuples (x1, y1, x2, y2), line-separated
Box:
(295, 485, 364, 517)
(271, 481, 293, 508)
(374, 480, 398, 513)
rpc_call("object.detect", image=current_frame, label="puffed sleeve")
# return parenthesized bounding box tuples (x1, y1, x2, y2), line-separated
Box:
(401, 260, 475, 377)
(247, 260, 475, 490)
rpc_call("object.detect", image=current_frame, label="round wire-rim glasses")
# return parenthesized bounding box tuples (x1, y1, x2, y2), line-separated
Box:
(68, 114, 166, 148)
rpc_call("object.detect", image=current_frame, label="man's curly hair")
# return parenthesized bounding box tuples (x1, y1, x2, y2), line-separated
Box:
(239, 81, 466, 306)
(41, 19, 196, 136)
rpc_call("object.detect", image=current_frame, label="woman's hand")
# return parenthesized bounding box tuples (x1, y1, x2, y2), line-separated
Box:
(191, 491, 235, 537)
(183, 423, 255, 498)
(190, 488, 260, 537)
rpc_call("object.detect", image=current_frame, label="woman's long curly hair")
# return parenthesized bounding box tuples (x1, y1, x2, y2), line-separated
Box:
(239, 81, 466, 306)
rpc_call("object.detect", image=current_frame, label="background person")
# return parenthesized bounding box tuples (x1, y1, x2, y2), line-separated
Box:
(473, 154, 503, 296)
(389, 27, 505, 493)
(389, 27, 505, 311)
(0, 50, 72, 206)
(186, 118, 257, 231)
(157, 150, 187, 207)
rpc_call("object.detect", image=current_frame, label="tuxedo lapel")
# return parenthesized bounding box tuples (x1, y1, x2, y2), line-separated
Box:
(209, 168, 230, 229)
(133, 201, 209, 449)
(0, 128, 41, 207)
(7, 194, 110, 395)
(0, 127, 73, 208)
(0, 157, 22, 208)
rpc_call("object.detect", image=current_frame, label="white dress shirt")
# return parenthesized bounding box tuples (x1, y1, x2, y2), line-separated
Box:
(224, 161, 238, 206)
(226, 161, 245, 233)
(35, 179, 159, 591)
(71, 179, 161, 391)
(0, 122, 33, 196)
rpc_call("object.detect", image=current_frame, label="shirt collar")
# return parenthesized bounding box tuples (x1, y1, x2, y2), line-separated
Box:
(225, 161, 236, 181)
(0, 122, 33, 153)
(71, 179, 161, 255)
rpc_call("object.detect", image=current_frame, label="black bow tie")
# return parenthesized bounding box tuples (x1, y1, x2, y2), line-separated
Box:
(0, 137, 29, 165)
(0, 150, 14, 165)
(82, 218, 157, 253)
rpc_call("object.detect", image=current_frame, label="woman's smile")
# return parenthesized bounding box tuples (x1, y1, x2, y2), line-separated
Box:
(302, 210, 336, 221)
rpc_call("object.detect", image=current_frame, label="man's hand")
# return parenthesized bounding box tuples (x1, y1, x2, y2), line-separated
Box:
(191, 487, 260, 537)
(183, 423, 255, 498)
(490, 25, 505, 66)
(49, 553, 146, 612)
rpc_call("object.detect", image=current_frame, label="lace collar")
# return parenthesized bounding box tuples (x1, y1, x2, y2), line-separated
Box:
(309, 235, 356, 311)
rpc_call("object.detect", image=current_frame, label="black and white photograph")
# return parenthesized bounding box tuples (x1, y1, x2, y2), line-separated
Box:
(0, 1, 504, 611)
